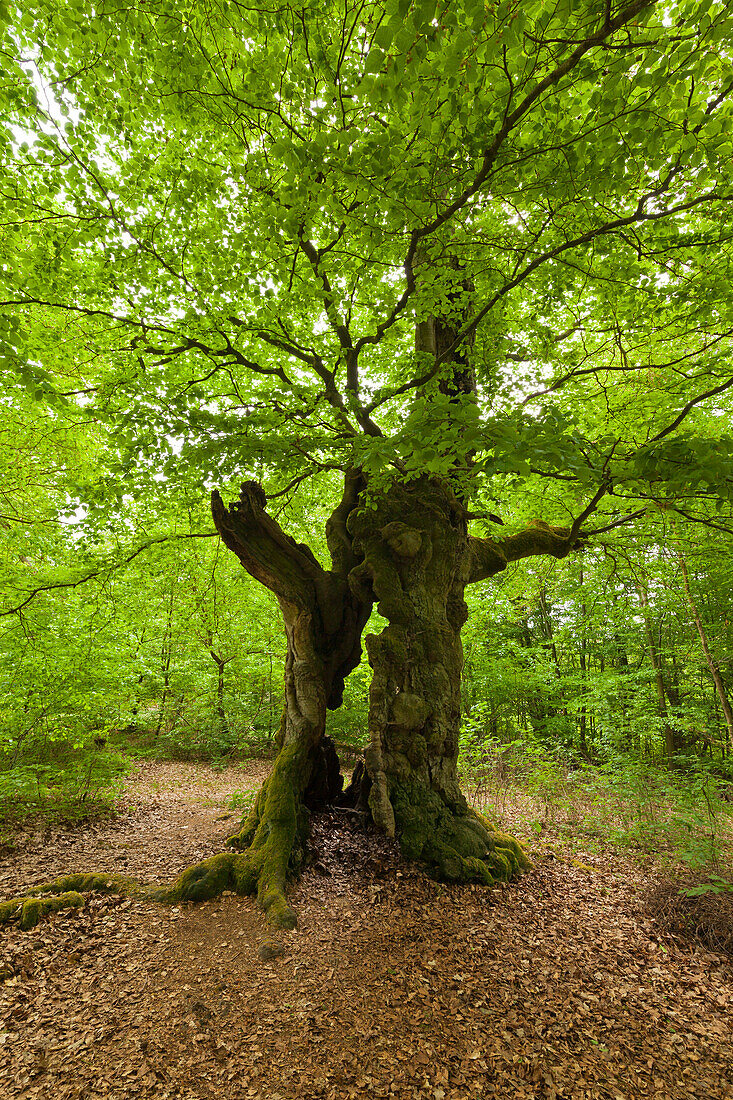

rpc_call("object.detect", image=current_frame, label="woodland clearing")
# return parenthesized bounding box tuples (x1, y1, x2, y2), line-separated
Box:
(0, 761, 731, 1100)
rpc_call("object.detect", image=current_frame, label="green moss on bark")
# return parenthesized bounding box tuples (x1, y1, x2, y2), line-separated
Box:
(161, 741, 310, 928)
(390, 779, 530, 885)
(152, 852, 235, 904)
(21, 891, 86, 929)
(28, 873, 142, 898)
(0, 872, 142, 929)
(230, 740, 310, 929)
(0, 890, 86, 930)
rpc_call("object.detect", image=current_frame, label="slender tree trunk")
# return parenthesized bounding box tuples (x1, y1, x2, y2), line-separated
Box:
(612, 626, 632, 752)
(155, 639, 172, 741)
(208, 649, 230, 737)
(154, 586, 175, 741)
(637, 583, 679, 764)
(676, 545, 733, 752)
(577, 567, 590, 759)
(515, 616, 555, 738)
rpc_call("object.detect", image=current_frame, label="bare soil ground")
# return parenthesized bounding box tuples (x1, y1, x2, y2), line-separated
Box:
(0, 761, 731, 1100)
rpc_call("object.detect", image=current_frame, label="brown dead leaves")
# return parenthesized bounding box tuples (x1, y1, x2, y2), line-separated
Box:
(0, 763, 731, 1099)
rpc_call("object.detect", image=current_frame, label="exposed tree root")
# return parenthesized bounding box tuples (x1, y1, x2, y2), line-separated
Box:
(0, 744, 312, 933)
(0, 873, 144, 930)
(159, 741, 311, 929)
(0, 890, 85, 931)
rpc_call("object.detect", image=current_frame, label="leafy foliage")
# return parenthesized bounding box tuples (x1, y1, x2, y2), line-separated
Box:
(2, 0, 733, 863)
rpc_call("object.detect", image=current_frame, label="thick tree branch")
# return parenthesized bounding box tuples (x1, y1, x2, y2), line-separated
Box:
(211, 482, 326, 610)
(353, 0, 656, 360)
(212, 480, 373, 707)
(298, 235, 355, 367)
(568, 485, 609, 542)
(467, 483, 612, 584)
(467, 521, 580, 584)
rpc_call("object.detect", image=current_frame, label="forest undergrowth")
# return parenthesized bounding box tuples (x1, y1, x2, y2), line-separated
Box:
(460, 745, 733, 957)
(2, 740, 732, 924)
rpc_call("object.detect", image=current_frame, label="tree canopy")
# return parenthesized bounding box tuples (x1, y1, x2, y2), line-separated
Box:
(3, 0, 733, 540)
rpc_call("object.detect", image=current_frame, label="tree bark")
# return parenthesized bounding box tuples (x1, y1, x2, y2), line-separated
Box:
(192, 474, 373, 927)
(636, 582, 684, 764)
(676, 545, 733, 753)
(187, 472, 581, 922)
(343, 476, 578, 884)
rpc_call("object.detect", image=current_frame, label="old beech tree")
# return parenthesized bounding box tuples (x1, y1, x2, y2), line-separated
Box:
(3, 0, 733, 927)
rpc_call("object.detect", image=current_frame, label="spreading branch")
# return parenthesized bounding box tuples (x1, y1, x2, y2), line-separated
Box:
(1, 532, 217, 618)
(467, 482, 614, 584)
(354, 0, 657, 363)
(467, 521, 581, 585)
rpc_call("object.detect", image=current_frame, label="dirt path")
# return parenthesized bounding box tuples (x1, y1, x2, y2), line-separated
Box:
(0, 762, 731, 1100)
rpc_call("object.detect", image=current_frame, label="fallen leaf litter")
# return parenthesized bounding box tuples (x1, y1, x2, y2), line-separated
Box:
(0, 761, 731, 1099)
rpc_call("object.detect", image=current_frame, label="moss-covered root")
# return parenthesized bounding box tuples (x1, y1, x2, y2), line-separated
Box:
(159, 742, 310, 930)
(234, 740, 310, 929)
(0, 891, 86, 931)
(1, 745, 311, 933)
(391, 781, 531, 886)
(27, 872, 143, 898)
(0, 872, 144, 931)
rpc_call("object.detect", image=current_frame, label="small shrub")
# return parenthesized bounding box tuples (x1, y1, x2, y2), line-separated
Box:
(680, 875, 733, 898)
(227, 788, 257, 814)
(0, 746, 128, 826)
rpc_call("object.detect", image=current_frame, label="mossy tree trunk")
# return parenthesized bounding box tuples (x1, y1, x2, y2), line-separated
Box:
(0, 473, 588, 933)
(201, 253, 583, 913)
(5, 327, 589, 930)
(344, 476, 582, 884)
(204, 471, 372, 926)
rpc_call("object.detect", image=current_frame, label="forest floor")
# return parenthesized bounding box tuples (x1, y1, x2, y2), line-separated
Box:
(0, 761, 731, 1100)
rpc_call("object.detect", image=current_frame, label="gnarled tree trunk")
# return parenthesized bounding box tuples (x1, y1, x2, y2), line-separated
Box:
(342, 477, 578, 884)
(0, 473, 585, 932)
(210, 469, 582, 920)
(188, 473, 373, 927)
